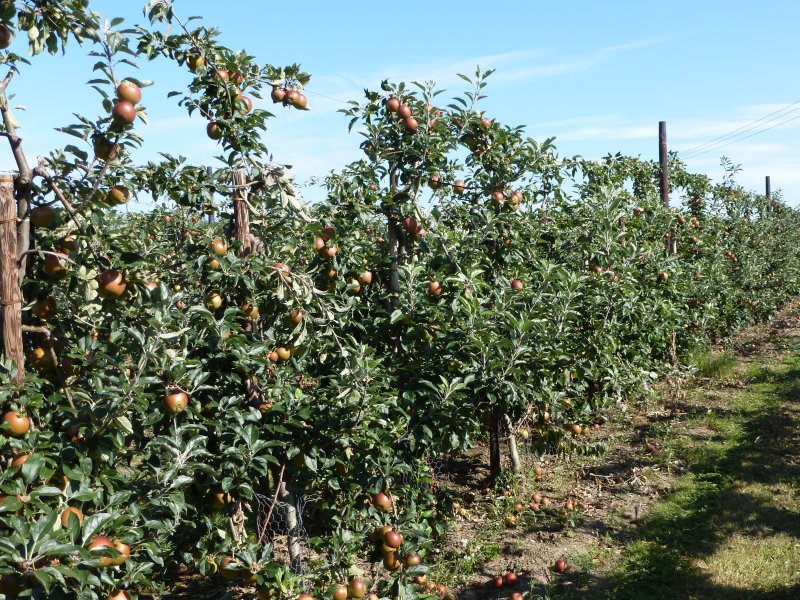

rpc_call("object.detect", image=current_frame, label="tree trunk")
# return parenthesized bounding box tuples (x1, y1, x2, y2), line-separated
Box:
(232, 169, 251, 256)
(504, 413, 522, 475)
(0, 173, 23, 379)
(488, 409, 502, 479)
(279, 481, 303, 575)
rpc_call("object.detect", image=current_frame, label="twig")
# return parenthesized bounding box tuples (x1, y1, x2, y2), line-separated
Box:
(258, 464, 286, 543)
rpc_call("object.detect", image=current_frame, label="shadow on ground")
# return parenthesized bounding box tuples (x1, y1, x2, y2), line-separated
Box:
(552, 362, 800, 600)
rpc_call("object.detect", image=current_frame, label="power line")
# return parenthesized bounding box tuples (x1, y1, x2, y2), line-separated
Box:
(680, 100, 800, 159)
(682, 110, 800, 160)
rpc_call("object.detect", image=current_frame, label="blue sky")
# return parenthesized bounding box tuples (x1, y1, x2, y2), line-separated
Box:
(4, 0, 800, 207)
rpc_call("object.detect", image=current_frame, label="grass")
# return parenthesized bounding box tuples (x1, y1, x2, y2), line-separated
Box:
(692, 349, 737, 379)
(554, 352, 800, 599)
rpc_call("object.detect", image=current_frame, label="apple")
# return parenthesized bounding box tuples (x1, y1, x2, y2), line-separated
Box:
(111, 101, 137, 126)
(219, 555, 241, 580)
(94, 137, 120, 161)
(428, 173, 442, 189)
(188, 55, 205, 72)
(289, 309, 303, 324)
(284, 89, 299, 106)
(480, 115, 491, 129)
(383, 551, 402, 571)
(403, 116, 419, 132)
(373, 491, 392, 512)
(358, 271, 373, 286)
(60, 506, 84, 527)
(492, 191, 505, 205)
(56, 235, 79, 253)
(87, 535, 116, 567)
(397, 103, 412, 119)
(207, 257, 221, 270)
(207, 121, 223, 140)
(504, 571, 518, 586)
(276, 347, 291, 361)
(0, 574, 24, 597)
(271, 87, 286, 103)
(110, 540, 130, 566)
(3, 411, 31, 437)
(453, 179, 465, 194)
(31, 297, 56, 320)
(384, 530, 403, 549)
(645, 442, 657, 453)
(347, 577, 366, 599)
(291, 93, 307, 109)
(570, 423, 582, 435)
(386, 97, 400, 112)
(0, 24, 13, 49)
(267, 351, 279, 363)
(320, 225, 335, 242)
(404, 552, 421, 567)
(333, 585, 348, 600)
(428, 280, 442, 296)
(116, 80, 141, 104)
(107, 590, 131, 600)
(529, 503, 540, 512)
(492, 575, 504, 588)
(238, 95, 253, 115)
(214, 69, 230, 83)
(658, 271, 669, 282)
(106, 185, 129, 205)
(98, 269, 126, 299)
(207, 292, 223, 310)
(10, 453, 29, 468)
(511, 278, 523, 291)
(554, 559, 568, 573)
(633, 207, 642, 217)
(403, 216, 418, 234)
(30, 205, 55, 228)
(164, 389, 189, 413)
(511, 593, 524, 600)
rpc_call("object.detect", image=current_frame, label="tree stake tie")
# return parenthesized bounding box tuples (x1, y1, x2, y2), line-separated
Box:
(0, 216, 18, 224)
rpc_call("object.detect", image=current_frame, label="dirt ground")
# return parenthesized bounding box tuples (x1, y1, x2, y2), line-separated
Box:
(425, 302, 800, 599)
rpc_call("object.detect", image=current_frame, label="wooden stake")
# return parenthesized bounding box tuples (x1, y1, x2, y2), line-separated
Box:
(232, 169, 251, 256)
(0, 173, 24, 379)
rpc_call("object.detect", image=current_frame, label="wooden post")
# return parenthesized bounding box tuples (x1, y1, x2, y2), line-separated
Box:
(765, 176, 772, 215)
(207, 166, 214, 224)
(386, 166, 402, 307)
(659, 122, 675, 253)
(0, 173, 24, 379)
(659, 121, 669, 208)
(232, 169, 251, 256)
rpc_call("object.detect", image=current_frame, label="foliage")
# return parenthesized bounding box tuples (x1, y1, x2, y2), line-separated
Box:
(0, 3, 799, 600)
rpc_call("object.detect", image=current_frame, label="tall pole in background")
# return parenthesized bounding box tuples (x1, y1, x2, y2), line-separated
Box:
(659, 121, 674, 253)
(765, 175, 772, 215)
